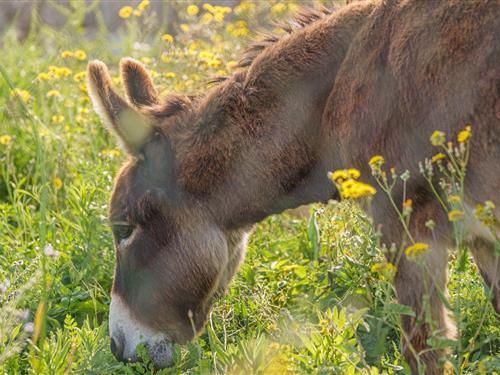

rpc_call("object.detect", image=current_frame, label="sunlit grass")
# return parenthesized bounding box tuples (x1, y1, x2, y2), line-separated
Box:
(0, 1, 498, 374)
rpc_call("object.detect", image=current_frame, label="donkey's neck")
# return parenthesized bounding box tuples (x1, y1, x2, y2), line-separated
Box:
(180, 3, 372, 229)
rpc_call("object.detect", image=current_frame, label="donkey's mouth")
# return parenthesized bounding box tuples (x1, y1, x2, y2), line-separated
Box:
(109, 294, 174, 368)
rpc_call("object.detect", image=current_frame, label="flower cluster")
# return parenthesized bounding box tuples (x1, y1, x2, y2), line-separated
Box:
(328, 169, 376, 199)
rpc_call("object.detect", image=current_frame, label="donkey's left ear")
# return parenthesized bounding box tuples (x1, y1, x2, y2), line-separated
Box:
(87, 60, 152, 155)
(120, 58, 159, 107)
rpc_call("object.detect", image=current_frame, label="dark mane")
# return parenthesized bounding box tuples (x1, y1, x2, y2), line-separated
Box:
(206, 4, 334, 86)
(237, 5, 334, 68)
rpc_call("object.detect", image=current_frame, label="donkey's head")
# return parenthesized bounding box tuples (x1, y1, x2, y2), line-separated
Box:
(87, 59, 244, 367)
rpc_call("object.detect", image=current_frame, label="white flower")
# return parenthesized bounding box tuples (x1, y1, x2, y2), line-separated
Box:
(44, 243, 59, 258)
(23, 322, 34, 333)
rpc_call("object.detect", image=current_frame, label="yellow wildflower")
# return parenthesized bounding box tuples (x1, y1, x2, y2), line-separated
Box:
(457, 125, 471, 143)
(271, 3, 287, 15)
(73, 71, 86, 82)
(474, 201, 497, 227)
(53, 177, 63, 190)
(162, 34, 174, 43)
(74, 50, 87, 61)
(11, 88, 31, 103)
(180, 23, 190, 32)
(61, 50, 73, 58)
(37, 72, 52, 81)
(431, 153, 446, 163)
(133, 9, 142, 17)
(328, 170, 349, 182)
(405, 242, 429, 258)
(448, 209, 464, 222)
(164, 72, 177, 79)
(137, 0, 149, 11)
(52, 115, 64, 124)
(403, 199, 413, 208)
(214, 12, 224, 23)
(46, 90, 61, 98)
(348, 168, 361, 179)
(118, 6, 133, 18)
(368, 155, 384, 166)
(187, 5, 199, 16)
(201, 12, 214, 24)
(79, 84, 88, 94)
(101, 148, 121, 158)
(371, 262, 397, 275)
(0, 135, 12, 145)
(430, 130, 446, 146)
(339, 180, 376, 199)
(55, 67, 72, 78)
(447, 195, 461, 204)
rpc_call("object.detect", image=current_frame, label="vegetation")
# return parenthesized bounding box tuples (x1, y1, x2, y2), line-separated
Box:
(0, 1, 498, 374)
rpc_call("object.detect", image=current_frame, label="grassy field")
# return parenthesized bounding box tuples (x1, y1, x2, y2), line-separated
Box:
(0, 2, 499, 374)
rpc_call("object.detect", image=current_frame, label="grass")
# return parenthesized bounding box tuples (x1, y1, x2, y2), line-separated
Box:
(0, 1, 499, 374)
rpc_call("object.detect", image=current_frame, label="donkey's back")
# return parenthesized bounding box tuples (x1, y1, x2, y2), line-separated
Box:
(322, 1, 499, 373)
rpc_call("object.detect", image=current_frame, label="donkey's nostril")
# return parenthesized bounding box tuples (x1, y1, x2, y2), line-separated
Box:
(110, 336, 124, 361)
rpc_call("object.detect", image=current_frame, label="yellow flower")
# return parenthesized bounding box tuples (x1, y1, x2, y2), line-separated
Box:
(37, 72, 52, 81)
(74, 50, 87, 61)
(79, 84, 88, 94)
(368, 155, 384, 166)
(448, 209, 464, 222)
(53, 177, 63, 190)
(0, 135, 12, 145)
(339, 180, 376, 199)
(46, 90, 61, 98)
(101, 148, 121, 158)
(55, 67, 72, 78)
(403, 199, 413, 208)
(164, 72, 177, 79)
(329, 170, 349, 182)
(118, 6, 133, 18)
(431, 153, 446, 163)
(162, 34, 174, 43)
(347, 168, 361, 179)
(214, 12, 224, 23)
(11, 88, 31, 103)
(52, 115, 65, 124)
(133, 9, 142, 17)
(187, 5, 199, 16)
(371, 262, 397, 275)
(271, 3, 287, 15)
(457, 125, 471, 143)
(61, 50, 73, 58)
(180, 23, 190, 32)
(447, 195, 461, 204)
(405, 242, 429, 258)
(73, 71, 86, 82)
(430, 130, 446, 146)
(474, 201, 497, 227)
(137, 0, 149, 11)
(201, 12, 213, 24)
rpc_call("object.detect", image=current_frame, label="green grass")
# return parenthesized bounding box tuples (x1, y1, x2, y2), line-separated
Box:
(0, 2, 499, 374)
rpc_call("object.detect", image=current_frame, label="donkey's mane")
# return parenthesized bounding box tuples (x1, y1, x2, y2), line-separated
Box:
(237, 4, 333, 69)
(156, 5, 334, 117)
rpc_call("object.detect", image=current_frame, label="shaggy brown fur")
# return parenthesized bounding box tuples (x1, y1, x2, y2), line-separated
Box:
(88, 1, 500, 373)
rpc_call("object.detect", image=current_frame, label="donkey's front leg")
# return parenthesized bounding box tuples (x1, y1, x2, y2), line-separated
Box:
(394, 242, 456, 375)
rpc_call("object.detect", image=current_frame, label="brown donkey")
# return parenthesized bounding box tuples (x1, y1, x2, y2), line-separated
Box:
(87, 1, 500, 373)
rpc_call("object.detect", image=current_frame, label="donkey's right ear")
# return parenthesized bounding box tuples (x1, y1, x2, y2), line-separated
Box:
(87, 60, 152, 155)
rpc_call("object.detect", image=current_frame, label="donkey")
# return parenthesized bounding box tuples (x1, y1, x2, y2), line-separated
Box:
(87, 0, 500, 373)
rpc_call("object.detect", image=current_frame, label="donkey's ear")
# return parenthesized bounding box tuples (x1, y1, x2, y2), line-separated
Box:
(120, 58, 159, 107)
(87, 60, 152, 155)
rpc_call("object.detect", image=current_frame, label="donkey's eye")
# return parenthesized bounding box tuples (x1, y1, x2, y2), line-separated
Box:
(112, 224, 134, 242)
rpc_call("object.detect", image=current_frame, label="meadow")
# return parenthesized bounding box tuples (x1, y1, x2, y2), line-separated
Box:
(0, 1, 499, 374)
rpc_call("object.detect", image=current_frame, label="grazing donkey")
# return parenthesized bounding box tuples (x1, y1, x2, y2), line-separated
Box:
(87, 1, 500, 373)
